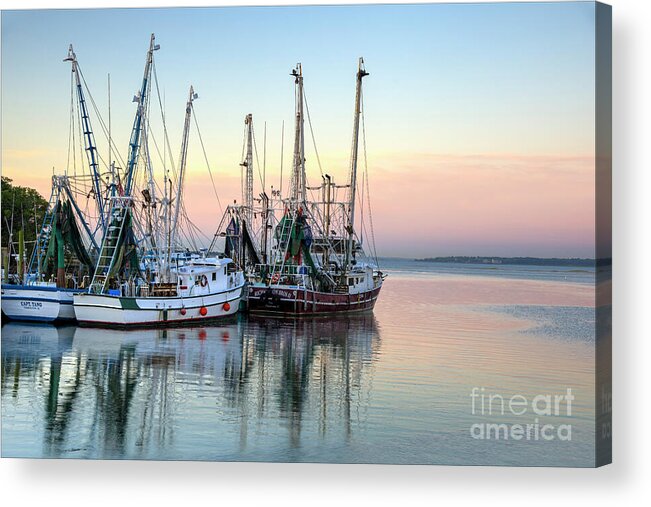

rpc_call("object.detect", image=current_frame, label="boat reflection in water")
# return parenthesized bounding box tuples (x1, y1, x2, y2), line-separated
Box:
(1, 323, 77, 457)
(1, 315, 380, 460)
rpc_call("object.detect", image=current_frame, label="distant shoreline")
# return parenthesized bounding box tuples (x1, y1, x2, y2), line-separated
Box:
(414, 256, 601, 267)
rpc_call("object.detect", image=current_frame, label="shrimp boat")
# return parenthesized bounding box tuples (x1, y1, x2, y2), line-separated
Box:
(73, 35, 244, 327)
(1, 177, 98, 322)
(2, 46, 107, 323)
(246, 59, 384, 316)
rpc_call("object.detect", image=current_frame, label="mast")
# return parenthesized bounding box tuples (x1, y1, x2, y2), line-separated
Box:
(344, 57, 368, 272)
(124, 33, 159, 197)
(64, 45, 106, 234)
(169, 85, 197, 260)
(240, 113, 254, 226)
(290, 64, 306, 206)
(88, 34, 159, 295)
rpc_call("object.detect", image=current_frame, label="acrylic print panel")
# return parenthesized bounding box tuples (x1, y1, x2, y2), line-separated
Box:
(0, 1, 611, 467)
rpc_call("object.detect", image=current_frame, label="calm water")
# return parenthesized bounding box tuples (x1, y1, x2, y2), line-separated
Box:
(1, 259, 598, 465)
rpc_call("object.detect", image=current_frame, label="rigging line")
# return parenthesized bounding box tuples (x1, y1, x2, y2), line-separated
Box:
(181, 212, 211, 249)
(152, 60, 177, 178)
(141, 79, 168, 203)
(240, 122, 246, 205)
(240, 122, 247, 162)
(108, 73, 111, 172)
(144, 113, 170, 179)
(77, 65, 127, 170)
(66, 70, 75, 176)
(360, 91, 379, 266)
(251, 124, 265, 189)
(181, 210, 210, 244)
(179, 211, 204, 250)
(74, 87, 82, 179)
(179, 199, 210, 240)
(178, 200, 199, 237)
(302, 88, 324, 180)
(359, 150, 366, 243)
(191, 107, 223, 216)
(279, 120, 284, 197)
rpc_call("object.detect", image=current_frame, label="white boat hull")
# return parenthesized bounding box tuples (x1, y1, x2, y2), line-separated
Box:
(1, 285, 78, 322)
(73, 284, 244, 327)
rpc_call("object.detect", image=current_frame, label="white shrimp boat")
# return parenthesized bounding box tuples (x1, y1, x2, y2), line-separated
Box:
(73, 35, 245, 327)
(73, 256, 244, 326)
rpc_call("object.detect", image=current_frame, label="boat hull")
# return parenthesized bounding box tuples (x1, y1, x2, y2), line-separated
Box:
(73, 284, 244, 327)
(1, 284, 78, 322)
(246, 284, 382, 316)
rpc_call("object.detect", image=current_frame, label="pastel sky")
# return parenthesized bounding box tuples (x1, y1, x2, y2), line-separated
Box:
(1, 2, 597, 258)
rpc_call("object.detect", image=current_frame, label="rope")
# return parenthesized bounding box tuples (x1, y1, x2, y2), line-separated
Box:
(302, 88, 324, 181)
(304, 90, 338, 207)
(152, 60, 178, 179)
(192, 107, 223, 216)
(77, 65, 126, 170)
(360, 92, 379, 267)
(252, 125, 265, 189)
(66, 71, 74, 176)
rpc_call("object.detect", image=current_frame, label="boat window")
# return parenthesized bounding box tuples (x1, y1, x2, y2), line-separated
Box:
(224, 267, 227, 276)
(212, 272, 217, 281)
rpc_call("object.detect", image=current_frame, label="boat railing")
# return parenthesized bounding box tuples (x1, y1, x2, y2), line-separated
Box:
(254, 263, 312, 278)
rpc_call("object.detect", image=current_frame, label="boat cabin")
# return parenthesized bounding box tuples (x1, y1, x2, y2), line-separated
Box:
(174, 257, 239, 298)
(346, 266, 377, 294)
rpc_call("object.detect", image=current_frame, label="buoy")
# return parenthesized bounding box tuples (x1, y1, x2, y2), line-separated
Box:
(180, 307, 187, 316)
(199, 306, 208, 316)
(223, 302, 231, 312)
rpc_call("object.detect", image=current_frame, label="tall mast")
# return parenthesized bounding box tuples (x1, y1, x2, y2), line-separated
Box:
(124, 33, 159, 197)
(240, 113, 254, 225)
(344, 57, 368, 272)
(88, 34, 159, 295)
(169, 85, 197, 258)
(64, 45, 106, 233)
(290, 64, 306, 206)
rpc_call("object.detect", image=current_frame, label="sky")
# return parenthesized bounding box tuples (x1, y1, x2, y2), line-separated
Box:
(1, 2, 597, 258)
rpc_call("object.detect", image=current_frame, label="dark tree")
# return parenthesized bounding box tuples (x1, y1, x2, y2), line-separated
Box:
(1, 177, 49, 250)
